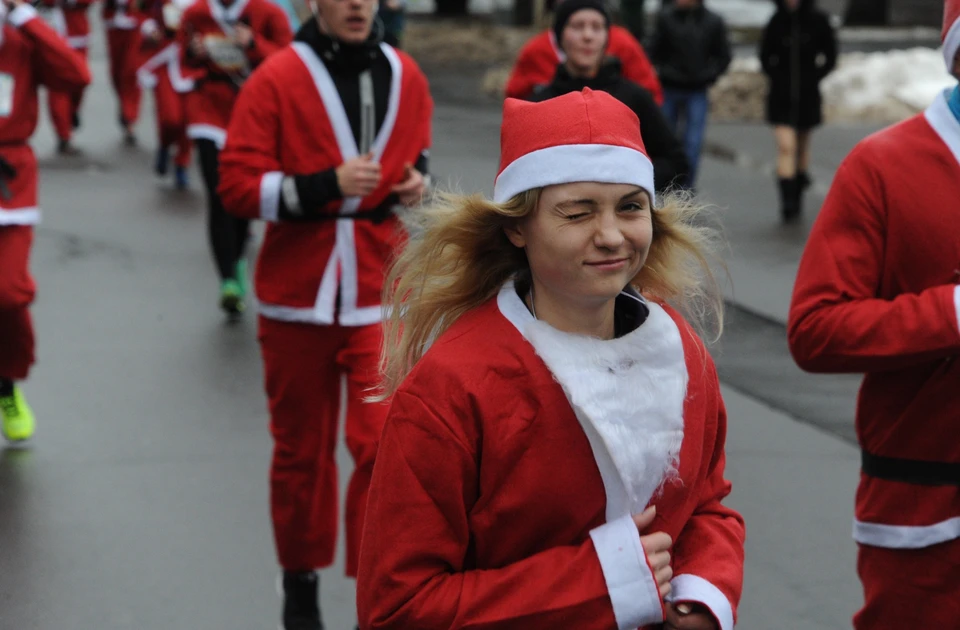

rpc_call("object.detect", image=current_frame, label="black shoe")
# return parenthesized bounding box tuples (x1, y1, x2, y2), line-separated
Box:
(778, 177, 801, 223)
(57, 139, 81, 156)
(281, 571, 323, 630)
(155, 146, 170, 176)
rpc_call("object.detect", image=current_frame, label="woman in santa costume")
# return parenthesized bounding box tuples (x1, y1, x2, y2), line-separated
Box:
(357, 88, 743, 630)
(177, 0, 291, 316)
(137, 0, 194, 189)
(788, 1, 960, 626)
(0, 0, 91, 443)
(103, 0, 144, 144)
(37, 0, 93, 155)
(506, 0, 663, 104)
(216, 0, 431, 624)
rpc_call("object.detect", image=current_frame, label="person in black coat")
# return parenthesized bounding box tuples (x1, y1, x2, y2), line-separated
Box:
(760, 0, 837, 222)
(530, 0, 690, 194)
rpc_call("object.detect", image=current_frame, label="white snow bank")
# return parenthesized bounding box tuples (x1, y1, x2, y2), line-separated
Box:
(821, 47, 955, 117)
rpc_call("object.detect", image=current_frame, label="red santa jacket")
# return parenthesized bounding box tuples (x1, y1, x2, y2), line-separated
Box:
(357, 283, 745, 630)
(789, 91, 960, 550)
(103, 0, 139, 29)
(38, 0, 94, 49)
(0, 4, 91, 226)
(176, 0, 291, 148)
(136, 0, 194, 92)
(505, 25, 663, 104)
(219, 42, 433, 327)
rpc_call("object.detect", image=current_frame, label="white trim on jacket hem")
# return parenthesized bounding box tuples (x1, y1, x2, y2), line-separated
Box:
(67, 35, 90, 48)
(257, 302, 384, 327)
(187, 124, 226, 149)
(667, 574, 735, 630)
(0, 207, 41, 225)
(853, 516, 960, 549)
(590, 515, 665, 629)
(259, 171, 283, 222)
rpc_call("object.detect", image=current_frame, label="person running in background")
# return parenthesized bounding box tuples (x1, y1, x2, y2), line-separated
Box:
(647, 0, 730, 190)
(136, 0, 195, 189)
(506, 0, 662, 103)
(0, 0, 91, 443)
(760, 0, 837, 223)
(218, 0, 431, 624)
(37, 0, 94, 155)
(357, 88, 743, 630)
(177, 0, 291, 317)
(103, 0, 144, 144)
(788, 1, 960, 627)
(529, 0, 688, 193)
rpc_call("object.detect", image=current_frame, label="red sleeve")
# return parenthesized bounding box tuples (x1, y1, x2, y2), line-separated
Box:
(505, 38, 549, 100)
(356, 390, 625, 630)
(218, 67, 283, 221)
(246, 6, 292, 65)
(611, 29, 663, 105)
(788, 147, 960, 373)
(669, 360, 745, 630)
(15, 7, 91, 91)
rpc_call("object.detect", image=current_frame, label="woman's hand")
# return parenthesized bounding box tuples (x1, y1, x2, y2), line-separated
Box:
(633, 506, 673, 599)
(664, 602, 719, 630)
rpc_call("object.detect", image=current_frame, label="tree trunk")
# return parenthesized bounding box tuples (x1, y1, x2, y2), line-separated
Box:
(435, 0, 469, 16)
(844, 0, 888, 25)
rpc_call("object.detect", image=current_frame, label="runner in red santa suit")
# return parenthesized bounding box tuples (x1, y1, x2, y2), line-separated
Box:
(506, 0, 663, 103)
(137, 0, 195, 189)
(103, 0, 144, 143)
(357, 88, 743, 630)
(0, 0, 90, 443)
(217, 0, 431, 624)
(36, 0, 93, 154)
(178, 0, 291, 316)
(788, 1, 960, 627)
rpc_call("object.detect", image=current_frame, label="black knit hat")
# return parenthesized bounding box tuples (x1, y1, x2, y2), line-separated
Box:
(552, 0, 610, 50)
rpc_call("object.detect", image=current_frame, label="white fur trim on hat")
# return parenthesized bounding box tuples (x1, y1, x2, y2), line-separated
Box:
(945, 14, 960, 69)
(493, 143, 655, 204)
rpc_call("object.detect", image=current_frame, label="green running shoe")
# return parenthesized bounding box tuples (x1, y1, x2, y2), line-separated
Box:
(1, 385, 35, 443)
(220, 278, 246, 317)
(235, 259, 249, 299)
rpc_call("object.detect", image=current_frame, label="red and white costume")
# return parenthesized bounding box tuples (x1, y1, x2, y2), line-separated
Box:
(176, 0, 292, 149)
(505, 25, 663, 104)
(0, 4, 90, 381)
(103, 0, 143, 126)
(137, 0, 194, 168)
(38, 0, 93, 142)
(357, 89, 742, 630)
(218, 37, 432, 575)
(788, 2, 960, 627)
(358, 286, 744, 630)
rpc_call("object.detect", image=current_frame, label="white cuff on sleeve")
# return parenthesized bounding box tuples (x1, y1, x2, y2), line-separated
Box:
(9, 4, 38, 27)
(953, 285, 960, 336)
(590, 515, 665, 630)
(259, 171, 284, 222)
(667, 574, 735, 630)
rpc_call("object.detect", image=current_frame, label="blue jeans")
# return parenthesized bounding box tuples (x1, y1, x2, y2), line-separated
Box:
(661, 88, 709, 190)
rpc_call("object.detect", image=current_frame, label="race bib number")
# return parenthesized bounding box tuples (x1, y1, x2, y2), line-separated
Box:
(203, 35, 249, 74)
(0, 74, 15, 118)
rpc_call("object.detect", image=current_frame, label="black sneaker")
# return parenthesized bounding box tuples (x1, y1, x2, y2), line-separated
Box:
(281, 571, 323, 630)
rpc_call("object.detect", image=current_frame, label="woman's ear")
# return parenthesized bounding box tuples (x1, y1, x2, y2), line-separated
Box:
(503, 221, 526, 249)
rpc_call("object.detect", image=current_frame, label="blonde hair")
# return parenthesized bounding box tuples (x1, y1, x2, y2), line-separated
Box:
(379, 188, 727, 397)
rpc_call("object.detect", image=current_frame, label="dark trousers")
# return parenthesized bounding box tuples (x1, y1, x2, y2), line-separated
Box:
(195, 139, 249, 281)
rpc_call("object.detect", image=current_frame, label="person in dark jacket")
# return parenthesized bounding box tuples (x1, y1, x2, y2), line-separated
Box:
(760, 0, 837, 222)
(530, 0, 689, 194)
(648, 0, 731, 190)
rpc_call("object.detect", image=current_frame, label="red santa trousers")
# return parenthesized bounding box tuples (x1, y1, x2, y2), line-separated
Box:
(853, 539, 960, 628)
(0, 226, 36, 381)
(153, 72, 191, 168)
(258, 316, 390, 576)
(47, 47, 89, 142)
(106, 29, 142, 125)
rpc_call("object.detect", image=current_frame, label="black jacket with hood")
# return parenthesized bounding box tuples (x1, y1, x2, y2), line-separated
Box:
(759, 0, 838, 129)
(647, 2, 732, 91)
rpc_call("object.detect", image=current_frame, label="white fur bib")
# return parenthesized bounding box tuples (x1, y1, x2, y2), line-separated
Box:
(497, 282, 688, 519)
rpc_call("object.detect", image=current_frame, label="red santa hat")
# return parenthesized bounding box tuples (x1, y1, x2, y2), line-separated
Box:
(944, 0, 960, 69)
(493, 89, 655, 204)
